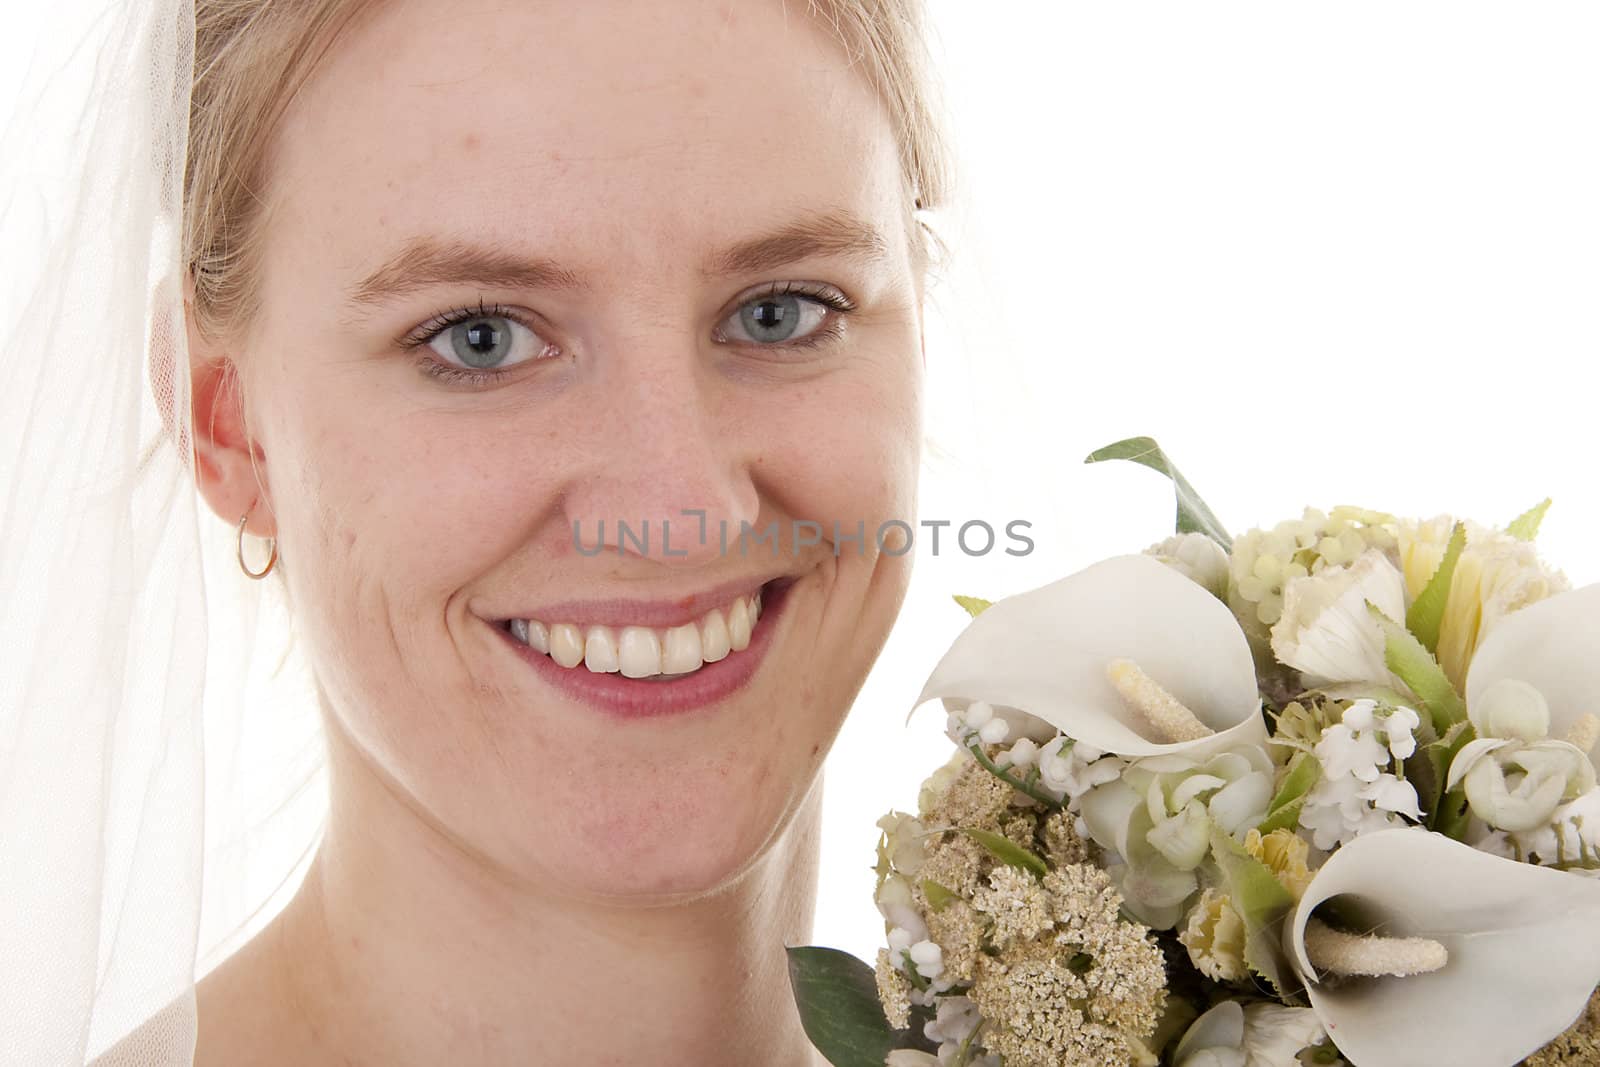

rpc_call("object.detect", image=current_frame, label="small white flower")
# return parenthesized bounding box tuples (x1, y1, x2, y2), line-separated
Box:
(1314, 722, 1389, 783)
(1037, 736, 1125, 802)
(1001, 737, 1039, 770)
(1359, 774, 1424, 819)
(964, 701, 995, 729)
(908, 939, 944, 980)
(1299, 772, 1418, 850)
(922, 995, 981, 1046)
(977, 717, 1009, 745)
(1381, 705, 1421, 760)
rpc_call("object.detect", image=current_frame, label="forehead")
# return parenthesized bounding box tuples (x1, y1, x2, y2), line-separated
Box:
(261, 0, 906, 283)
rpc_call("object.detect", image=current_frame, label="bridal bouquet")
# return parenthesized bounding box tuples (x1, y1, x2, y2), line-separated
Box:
(788, 438, 1600, 1067)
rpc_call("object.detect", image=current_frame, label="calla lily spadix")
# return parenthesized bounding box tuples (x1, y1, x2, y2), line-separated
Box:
(1284, 827, 1600, 1067)
(1466, 583, 1600, 773)
(912, 555, 1266, 760)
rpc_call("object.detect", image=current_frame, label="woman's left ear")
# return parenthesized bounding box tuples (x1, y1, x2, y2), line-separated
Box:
(184, 275, 273, 535)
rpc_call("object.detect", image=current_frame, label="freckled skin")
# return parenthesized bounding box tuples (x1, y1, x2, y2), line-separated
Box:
(184, 1, 923, 1062)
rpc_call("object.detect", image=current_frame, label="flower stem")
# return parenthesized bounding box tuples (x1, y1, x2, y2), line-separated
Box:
(953, 1020, 987, 1067)
(966, 742, 1063, 810)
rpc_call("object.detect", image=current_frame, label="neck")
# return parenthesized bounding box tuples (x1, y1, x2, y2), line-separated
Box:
(255, 727, 825, 1067)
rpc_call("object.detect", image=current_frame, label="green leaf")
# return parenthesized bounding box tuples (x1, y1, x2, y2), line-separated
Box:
(1508, 498, 1552, 541)
(1258, 751, 1321, 834)
(786, 946, 923, 1067)
(1406, 521, 1466, 656)
(957, 827, 1049, 879)
(1418, 719, 1477, 838)
(1210, 830, 1299, 1000)
(921, 879, 960, 912)
(1084, 436, 1233, 550)
(952, 594, 992, 618)
(1432, 785, 1474, 841)
(1367, 601, 1468, 736)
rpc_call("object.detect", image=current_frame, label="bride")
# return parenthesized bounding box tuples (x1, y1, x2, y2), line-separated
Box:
(1, 0, 950, 1064)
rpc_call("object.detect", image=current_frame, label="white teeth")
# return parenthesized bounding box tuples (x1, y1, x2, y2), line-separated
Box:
(662, 623, 703, 674)
(510, 585, 771, 678)
(549, 623, 584, 668)
(527, 619, 549, 654)
(584, 626, 620, 673)
(700, 609, 731, 663)
(728, 597, 751, 652)
(618, 626, 662, 678)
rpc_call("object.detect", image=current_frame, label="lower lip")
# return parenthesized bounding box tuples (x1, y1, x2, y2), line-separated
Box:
(494, 578, 795, 720)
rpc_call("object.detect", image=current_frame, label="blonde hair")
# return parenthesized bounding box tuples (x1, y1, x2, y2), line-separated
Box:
(185, 0, 954, 343)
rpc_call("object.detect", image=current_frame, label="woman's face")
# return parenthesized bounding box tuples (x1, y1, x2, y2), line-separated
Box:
(221, 0, 923, 898)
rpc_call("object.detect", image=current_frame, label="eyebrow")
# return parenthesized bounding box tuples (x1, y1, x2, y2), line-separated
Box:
(344, 210, 891, 310)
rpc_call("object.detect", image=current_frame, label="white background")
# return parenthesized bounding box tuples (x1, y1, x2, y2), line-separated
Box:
(5, 0, 1598, 977)
(818, 0, 1600, 961)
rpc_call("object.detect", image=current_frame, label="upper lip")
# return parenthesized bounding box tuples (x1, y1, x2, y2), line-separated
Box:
(484, 571, 795, 630)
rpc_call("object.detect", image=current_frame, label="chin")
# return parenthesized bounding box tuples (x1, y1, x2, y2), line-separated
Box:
(529, 758, 816, 903)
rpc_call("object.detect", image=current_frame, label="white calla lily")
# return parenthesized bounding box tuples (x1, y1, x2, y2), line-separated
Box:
(913, 555, 1266, 760)
(1466, 583, 1600, 773)
(1284, 828, 1600, 1067)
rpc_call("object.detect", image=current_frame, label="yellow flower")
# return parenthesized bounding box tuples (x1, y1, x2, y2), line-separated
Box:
(1398, 517, 1568, 689)
(1244, 827, 1315, 902)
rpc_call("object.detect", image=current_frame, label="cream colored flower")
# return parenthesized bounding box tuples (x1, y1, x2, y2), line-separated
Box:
(1448, 737, 1596, 833)
(1228, 507, 1398, 643)
(876, 811, 928, 877)
(1079, 746, 1274, 928)
(1398, 516, 1569, 690)
(1146, 532, 1231, 600)
(1270, 550, 1408, 689)
(1177, 889, 1248, 982)
(1173, 1001, 1327, 1067)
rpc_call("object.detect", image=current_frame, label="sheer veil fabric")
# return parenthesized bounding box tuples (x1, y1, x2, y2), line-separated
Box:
(1, 1, 326, 1062)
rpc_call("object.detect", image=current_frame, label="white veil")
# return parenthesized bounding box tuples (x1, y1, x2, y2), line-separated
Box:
(0, 1, 326, 1062)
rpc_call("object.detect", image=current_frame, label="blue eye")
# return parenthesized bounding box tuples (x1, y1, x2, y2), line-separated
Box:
(717, 285, 850, 348)
(427, 313, 547, 371)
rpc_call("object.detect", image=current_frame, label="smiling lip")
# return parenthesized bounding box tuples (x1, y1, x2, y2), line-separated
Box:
(494, 576, 796, 719)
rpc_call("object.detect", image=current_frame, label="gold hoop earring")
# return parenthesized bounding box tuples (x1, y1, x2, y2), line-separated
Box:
(237, 513, 278, 580)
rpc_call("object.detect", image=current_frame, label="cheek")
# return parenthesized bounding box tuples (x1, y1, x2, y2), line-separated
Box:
(761, 357, 923, 531)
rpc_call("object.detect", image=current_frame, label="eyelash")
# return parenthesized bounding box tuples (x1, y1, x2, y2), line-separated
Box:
(397, 283, 857, 387)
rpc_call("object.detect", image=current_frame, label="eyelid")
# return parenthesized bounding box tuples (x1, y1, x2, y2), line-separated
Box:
(397, 299, 547, 351)
(726, 279, 856, 313)
(711, 280, 856, 349)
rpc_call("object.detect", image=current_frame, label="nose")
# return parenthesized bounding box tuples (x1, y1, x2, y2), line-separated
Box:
(558, 345, 759, 568)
